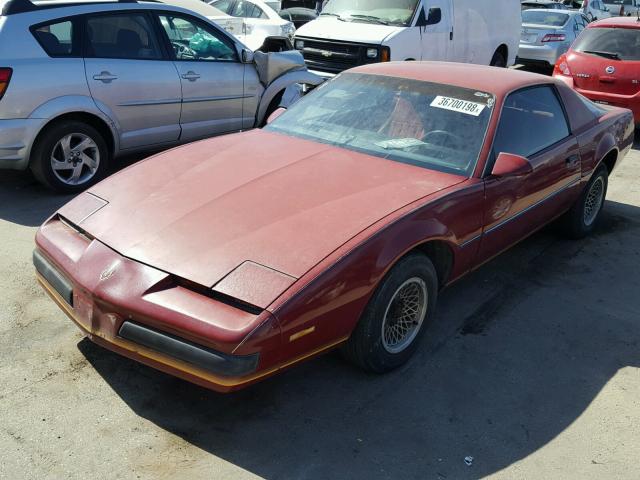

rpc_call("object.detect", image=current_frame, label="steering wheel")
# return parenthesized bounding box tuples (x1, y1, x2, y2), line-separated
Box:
(172, 41, 196, 59)
(423, 130, 465, 150)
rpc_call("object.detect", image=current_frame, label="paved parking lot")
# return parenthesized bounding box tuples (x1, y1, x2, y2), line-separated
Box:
(1, 135, 639, 479)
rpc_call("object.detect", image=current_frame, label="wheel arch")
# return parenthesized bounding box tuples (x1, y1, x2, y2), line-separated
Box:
(28, 112, 118, 172)
(492, 44, 509, 66)
(255, 70, 325, 126)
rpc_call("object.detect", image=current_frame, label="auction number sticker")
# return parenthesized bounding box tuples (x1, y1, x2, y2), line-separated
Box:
(430, 96, 486, 116)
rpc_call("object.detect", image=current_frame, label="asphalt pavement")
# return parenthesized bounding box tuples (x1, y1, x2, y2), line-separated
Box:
(0, 134, 639, 480)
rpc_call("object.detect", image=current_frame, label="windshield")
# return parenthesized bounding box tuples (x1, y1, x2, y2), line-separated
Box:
(573, 27, 640, 61)
(522, 11, 570, 26)
(265, 73, 495, 176)
(322, 0, 419, 26)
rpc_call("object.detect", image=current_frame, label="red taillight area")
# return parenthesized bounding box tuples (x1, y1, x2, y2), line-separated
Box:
(553, 54, 571, 76)
(542, 34, 566, 43)
(0, 68, 12, 100)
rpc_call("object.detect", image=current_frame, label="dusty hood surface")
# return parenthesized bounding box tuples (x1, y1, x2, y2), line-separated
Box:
(295, 16, 404, 44)
(60, 130, 465, 289)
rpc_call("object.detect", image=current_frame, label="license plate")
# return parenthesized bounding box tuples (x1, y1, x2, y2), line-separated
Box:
(594, 100, 610, 105)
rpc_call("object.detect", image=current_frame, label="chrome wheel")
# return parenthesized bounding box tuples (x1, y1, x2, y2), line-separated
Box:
(381, 277, 428, 354)
(584, 176, 605, 227)
(50, 133, 100, 186)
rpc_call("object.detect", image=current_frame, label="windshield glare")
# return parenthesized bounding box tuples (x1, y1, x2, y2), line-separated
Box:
(522, 11, 570, 27)
(573, 27, 640, 61)
(323, 0, 419, 25)
(265, 73, 495, 177)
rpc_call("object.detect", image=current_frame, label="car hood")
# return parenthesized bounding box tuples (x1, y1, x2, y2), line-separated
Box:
(60, 129, 465, 293)
(295, 16, 404, 44)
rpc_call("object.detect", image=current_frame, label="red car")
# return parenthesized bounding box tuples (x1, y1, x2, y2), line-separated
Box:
(34, 62, 635, 392)
(553, 16, 640, 124)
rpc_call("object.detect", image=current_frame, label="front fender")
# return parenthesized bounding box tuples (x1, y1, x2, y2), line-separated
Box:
(256, 70, 325, 126)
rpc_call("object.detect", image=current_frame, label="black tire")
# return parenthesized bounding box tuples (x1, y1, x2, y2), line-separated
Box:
(342, 253, 439, 373)
(260, 91, 285, 127)
(490, 50, 507, 68)
(30, 120, 109, 193)
(560, 165, 608, 239)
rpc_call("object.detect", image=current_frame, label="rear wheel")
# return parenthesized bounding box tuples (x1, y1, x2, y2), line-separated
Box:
(30, 120, 109, 193)
(560, 165, 608, 239)
(342, 253, 438, 373)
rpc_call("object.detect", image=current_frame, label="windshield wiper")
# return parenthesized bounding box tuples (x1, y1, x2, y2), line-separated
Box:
(320, 12, 346, 21)
(583, 50, 621, 60)
(347, 14, 389, 25)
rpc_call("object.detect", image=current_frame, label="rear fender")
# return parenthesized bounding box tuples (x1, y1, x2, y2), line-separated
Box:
(29, 95, 121, 154)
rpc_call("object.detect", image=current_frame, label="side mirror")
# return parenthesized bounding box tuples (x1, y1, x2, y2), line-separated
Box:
(241, 48, 254, 64)
(266, 107, 287, 124)
(491, 152, 533, 177)
(426, 7, 442, 25)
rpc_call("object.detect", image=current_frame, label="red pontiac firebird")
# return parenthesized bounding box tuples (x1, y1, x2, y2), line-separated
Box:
(34, 62, 635, 392)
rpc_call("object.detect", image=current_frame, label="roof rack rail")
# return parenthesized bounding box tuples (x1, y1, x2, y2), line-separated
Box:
(2, 0, 143, 16)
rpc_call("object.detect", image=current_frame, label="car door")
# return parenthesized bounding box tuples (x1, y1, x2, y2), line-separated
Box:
(156, 12, 247, 141)
(477, 85, 582, 263)
(83, 11, 182, 150)
(418, 0, 453, 61)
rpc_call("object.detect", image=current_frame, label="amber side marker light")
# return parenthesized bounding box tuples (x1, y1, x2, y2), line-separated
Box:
(380, 47, 391, 62)
(0, 68, 12, 100)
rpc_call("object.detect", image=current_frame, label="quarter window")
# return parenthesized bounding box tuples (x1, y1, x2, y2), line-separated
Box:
(85, 14, 162, 60)
(159, 14, 237, 61)
(211, 0, 234, 14)
(33, 20, 74, 57)
(494, 86, 570, 159)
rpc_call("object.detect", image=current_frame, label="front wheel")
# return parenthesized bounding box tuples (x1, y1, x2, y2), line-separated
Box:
(30, 121, 109, 193)
(560, 165, 608, 239)
(342, 253, 438, 373)
(490, 50, 507, 68)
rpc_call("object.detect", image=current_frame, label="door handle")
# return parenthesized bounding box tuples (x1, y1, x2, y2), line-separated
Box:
(565, 154, 580, 168)
(181, 71, 201, 81)
(93, 71, 118, 83)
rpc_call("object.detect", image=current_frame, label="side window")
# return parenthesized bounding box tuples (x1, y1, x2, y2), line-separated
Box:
(33, 20, 74, 57)
(158, 14, 237, 61)
(493, 86, 570, 158)
(85, 13, 162, 60)
(212, 0, 234, 14)
(232, 1, 265, 18)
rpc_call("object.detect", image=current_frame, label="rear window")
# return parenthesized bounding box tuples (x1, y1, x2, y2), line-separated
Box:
(86, 13, 162, 60)
(573, 27, 640, 61)
(32, 20, 74, 57)
(522, 11, 570, 26)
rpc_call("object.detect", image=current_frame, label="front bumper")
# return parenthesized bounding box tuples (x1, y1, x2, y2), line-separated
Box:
(34, 216, 282, 393)
(0, 118, 45, 170)
(517, 43, 567, 67)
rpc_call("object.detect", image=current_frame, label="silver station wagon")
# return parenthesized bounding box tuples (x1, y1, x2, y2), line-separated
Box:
(0, 0, 320, 192)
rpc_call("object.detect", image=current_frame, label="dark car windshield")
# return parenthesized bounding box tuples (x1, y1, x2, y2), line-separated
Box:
(265, 73, 495, 176)
(322, 0, 419, 26)
(522, 11, 570, 26)
(573, 27, 640, 61)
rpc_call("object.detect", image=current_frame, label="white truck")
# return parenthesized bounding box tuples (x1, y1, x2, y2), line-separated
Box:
(293, 0, 521, 75)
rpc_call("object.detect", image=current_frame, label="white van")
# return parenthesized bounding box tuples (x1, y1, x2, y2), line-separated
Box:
(293, 0, 521, 75)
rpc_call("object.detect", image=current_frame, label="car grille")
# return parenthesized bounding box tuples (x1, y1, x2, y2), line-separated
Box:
(296, 37, 377, 73)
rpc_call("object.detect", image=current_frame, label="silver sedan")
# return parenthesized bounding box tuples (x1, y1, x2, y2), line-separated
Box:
(517, 9, 591, 67)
